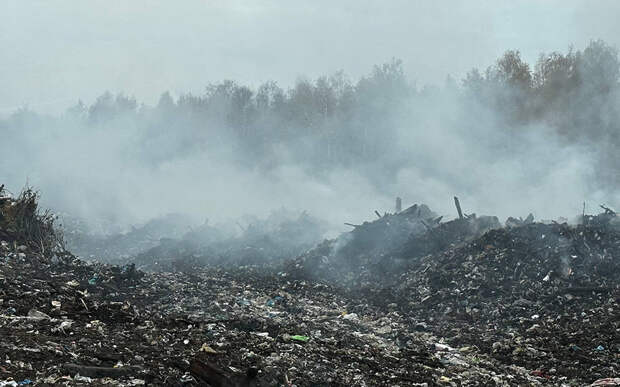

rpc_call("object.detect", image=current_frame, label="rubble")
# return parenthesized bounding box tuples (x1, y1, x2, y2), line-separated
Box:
(391, 221, 620, 383)
(288, 201, 501, 285)
(0, 247, 556, 386)
(63, 213, 195, 263)
(129, 209, 326, 272)
(1, 187, 619, 385)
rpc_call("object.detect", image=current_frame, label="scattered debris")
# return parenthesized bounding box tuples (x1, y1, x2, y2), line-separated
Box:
(1, 187, 618, 385)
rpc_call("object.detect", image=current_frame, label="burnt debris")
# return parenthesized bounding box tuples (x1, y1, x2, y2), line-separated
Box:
(1, 187, 619, 386)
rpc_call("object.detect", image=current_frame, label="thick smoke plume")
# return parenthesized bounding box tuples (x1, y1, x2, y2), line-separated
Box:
(1, 41, 619, 233)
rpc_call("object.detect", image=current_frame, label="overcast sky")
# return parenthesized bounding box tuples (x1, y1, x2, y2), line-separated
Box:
(2, 0, 619, 115)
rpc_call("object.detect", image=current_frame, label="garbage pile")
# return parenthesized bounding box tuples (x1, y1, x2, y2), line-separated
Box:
(0, 245, 558, 386)
(63, 208, 327, 272)
(1, 186, 619, 385)
(388, 221, 620, 382)
(63, 213, 194, 263)
(287, 200, 501, 285)
(130, 209, 326, 272)
(281, 201, 619, 384)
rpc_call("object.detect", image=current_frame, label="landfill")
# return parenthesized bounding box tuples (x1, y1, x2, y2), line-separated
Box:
(1, 186, 619, 386)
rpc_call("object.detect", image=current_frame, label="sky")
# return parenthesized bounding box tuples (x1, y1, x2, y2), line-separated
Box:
(2, 0, 620, 115)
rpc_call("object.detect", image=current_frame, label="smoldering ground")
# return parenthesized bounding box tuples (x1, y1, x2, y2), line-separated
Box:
(3, 5, 620, 385)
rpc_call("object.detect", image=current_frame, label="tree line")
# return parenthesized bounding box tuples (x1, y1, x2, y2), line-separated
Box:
(3, 40, 619, 185)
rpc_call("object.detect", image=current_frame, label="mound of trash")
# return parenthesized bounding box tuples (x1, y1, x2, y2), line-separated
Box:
(128, 210, 327, 272)
(389, 220, 620, 383)
(63, 213, 194, 262)
(287, 199, 501, 285)
(64, 208, 327, 272)
(2, 186, 619, 385)
(281, 201, 620, 383)
(403, 221, 620, 305)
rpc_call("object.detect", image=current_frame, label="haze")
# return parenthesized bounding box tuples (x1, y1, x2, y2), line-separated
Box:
(2, 0, 620, 114)
(2, 1, 620, 235)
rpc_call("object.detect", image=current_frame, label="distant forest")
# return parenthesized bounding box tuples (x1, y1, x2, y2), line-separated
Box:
(3, 40, 619, 187)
